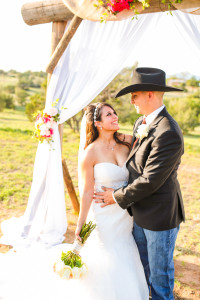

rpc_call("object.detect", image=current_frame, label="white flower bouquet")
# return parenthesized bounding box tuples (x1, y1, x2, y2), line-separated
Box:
(54, 221, 96, 280)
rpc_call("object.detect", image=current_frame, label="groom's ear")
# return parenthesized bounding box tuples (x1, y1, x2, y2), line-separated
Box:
(147, 91, 154, 102)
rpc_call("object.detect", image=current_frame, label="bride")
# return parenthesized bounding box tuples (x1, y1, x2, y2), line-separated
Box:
(0, 102, 148, 300)
(75, 102, 149, 299)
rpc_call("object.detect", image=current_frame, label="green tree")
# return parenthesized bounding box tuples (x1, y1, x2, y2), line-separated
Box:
(0, 92, 14, 109)
(16, 88, 29, 106)
(0, 94, 5, 111)
(5, 85, 15, 94)
(26, 94, 45, 122)
(186, 76, 200, 87)
(164, 96, 200, 134)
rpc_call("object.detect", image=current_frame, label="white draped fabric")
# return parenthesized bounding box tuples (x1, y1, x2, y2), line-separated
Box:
(1, 11, 200, 249)
(172, 11, 200, 59)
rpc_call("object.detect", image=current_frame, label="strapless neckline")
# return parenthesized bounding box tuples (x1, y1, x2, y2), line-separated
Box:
(94, 162, 126, 169)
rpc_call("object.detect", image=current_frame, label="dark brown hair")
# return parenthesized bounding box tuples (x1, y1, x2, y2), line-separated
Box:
(84, 102, 130, 150)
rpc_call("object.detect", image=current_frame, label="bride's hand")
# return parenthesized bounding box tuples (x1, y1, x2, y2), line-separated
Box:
(75, 225, 82, 242)
(94, 187, 115, 207)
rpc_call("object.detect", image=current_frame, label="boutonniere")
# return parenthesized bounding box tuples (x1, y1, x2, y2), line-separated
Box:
(135, 124, 150, 141)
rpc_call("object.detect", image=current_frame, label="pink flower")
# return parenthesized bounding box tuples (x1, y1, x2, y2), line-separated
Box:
(46, 119, 57, 129)
(36, 113, 41, 121)
(46, 107, 58, 117)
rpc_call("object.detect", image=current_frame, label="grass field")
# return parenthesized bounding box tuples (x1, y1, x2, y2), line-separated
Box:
(0, 108, 200, 299)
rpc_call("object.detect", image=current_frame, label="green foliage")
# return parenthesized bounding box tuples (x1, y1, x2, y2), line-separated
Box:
(164, 94, 200, 134)
(0, 92, 14, 110)
(186, 76, 200, 87)
(41, 78, 47, 93)
(66, 110, 84, 133)
(0, 94, 5, 112)
(4, 85, 15, 94)
(15, 88, 29, 106)
(16, 71, 47, 91)
(25, 94, 45, 122)
(61, 251, 83, 268)
(79, 221, 96, 244)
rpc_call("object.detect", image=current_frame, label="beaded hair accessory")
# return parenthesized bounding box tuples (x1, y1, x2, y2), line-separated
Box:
(93, 103, 100, 127)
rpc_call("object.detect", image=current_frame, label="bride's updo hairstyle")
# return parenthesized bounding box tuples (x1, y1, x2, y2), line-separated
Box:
(84, 102, 130, 150)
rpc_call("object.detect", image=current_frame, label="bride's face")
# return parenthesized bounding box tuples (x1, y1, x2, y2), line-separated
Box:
(99, 106, 119, 131)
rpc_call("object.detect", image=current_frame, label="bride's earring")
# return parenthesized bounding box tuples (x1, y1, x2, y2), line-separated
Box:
(100, 126, 102, 130)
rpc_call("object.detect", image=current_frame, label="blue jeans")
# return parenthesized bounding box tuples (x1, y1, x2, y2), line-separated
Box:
(133, 222, 180, 300)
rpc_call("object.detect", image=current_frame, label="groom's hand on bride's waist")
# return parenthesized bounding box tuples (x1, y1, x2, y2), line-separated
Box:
(94, 187, 115, 207)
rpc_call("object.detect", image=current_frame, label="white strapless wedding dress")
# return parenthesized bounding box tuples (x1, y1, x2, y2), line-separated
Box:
(0, 163, 149, 300)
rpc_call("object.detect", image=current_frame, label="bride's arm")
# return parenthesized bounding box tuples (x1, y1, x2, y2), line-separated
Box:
(75, 150, 95, 241)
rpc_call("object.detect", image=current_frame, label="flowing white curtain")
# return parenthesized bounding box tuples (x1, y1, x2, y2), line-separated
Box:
(0, 11, 200, 249)
(172, 11, 200, 59)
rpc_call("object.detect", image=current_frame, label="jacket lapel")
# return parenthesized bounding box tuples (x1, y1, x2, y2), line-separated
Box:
(126, 107, 167, 164)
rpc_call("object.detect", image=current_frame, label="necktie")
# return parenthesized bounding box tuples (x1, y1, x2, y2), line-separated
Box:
(132, 117, 146, 148)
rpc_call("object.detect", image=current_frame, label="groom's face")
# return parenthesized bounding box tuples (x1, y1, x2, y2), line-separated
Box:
(131, 91, 148, 115)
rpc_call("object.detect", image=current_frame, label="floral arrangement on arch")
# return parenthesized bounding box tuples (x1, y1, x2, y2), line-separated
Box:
(95, 0, 150, 16)
(95, 0, 183, 18)
(33, 99, 61, 147)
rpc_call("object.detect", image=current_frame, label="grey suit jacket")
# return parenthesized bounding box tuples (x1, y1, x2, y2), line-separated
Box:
(114, 107, 185, 231)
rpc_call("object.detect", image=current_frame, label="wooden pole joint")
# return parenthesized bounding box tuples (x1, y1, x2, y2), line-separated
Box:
(46, 15, 83, 74)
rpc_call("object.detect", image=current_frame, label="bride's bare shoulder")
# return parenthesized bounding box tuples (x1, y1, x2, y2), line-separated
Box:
(118, 133, 133, 144)
(80, 143, 97, 166)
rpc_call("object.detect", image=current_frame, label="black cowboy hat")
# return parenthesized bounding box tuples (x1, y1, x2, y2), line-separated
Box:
(115, 67, 183, 98)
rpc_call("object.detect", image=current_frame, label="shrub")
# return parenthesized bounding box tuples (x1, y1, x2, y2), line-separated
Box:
(16, 88, 29, 106)
(0, 94, 5, 111)
(25, 94, 45, 122)
(164, 96, 200, 134)
(0, 93, 14, 109)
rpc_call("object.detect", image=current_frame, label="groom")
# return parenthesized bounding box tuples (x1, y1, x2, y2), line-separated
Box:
(95, 67, 185, 299)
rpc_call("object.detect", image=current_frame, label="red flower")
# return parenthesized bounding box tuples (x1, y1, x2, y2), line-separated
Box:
(43, 115, 51, 123)
(49, 128, 54, 135)
(108, 0, 130, 13)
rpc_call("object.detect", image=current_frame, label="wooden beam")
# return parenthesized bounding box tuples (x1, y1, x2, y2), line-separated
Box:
(62, 159, 80, 213)
(173, 0, 200, 14)
(62, 0, 177, 21)
(46, 15, 82, 74)
(21, 0, 73, 26)
(47, 21, 67, 85)
(21, 0, 200, 26)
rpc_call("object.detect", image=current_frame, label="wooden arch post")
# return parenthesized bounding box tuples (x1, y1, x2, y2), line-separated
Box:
(48, 20, 80, 214)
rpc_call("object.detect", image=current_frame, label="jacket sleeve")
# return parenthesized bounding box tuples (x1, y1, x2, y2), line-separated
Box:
(114, 130, 184, 209)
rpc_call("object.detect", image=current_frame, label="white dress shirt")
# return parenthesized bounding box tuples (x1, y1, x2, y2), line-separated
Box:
(144, 104, 165, 126)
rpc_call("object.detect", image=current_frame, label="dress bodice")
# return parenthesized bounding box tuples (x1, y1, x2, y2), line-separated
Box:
(87, 162, 132, 246)
(94, 162, 129, 192)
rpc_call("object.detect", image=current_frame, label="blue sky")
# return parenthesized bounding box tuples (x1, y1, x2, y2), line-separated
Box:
(0, 1, 200, 77)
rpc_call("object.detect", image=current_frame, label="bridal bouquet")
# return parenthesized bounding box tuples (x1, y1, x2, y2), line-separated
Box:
(33, 99, 61, 147)
(54, 221, 96, 280)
